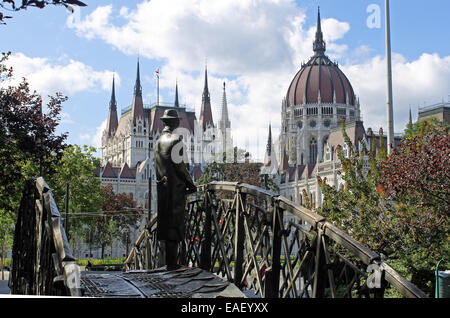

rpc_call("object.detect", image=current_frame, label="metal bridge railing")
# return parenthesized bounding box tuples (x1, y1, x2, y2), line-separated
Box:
(10, 177, 80, 296)
(125, 181, 427, 298)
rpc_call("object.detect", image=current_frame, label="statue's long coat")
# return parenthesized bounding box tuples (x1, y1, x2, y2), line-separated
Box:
(155, 127, 196, 242)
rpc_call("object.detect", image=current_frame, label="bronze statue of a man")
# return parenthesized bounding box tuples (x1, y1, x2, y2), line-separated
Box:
(154, 109, 196, 270)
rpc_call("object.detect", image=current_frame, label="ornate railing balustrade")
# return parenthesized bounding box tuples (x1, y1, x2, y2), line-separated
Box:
(124, 181, 427, 298)
(10, 177, 80, 296)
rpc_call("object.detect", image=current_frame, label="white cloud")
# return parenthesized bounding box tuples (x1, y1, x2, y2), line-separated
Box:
(93, 119, 107, 150)
(68, 0, 450, 161)
(75, 119, 106, 157)
(342, 53, 450, 132)
(4, 52, 119, 97)
(60, 112, 75, 124)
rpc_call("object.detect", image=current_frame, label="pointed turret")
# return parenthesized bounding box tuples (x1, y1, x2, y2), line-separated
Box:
(219, 82, 230, 129)
(264, 123, 272, 167)
(174, 81, 180, 107)
(106, 75, 118, 136)
(199, 65, 214, 131)
(409, 107, 413, 127)
(131, 59, 144, 124)
(313, 7, 326, 56)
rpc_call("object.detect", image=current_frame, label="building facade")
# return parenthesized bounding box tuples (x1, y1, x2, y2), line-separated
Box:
(417, 102, 450, 125)
(267, 9, 401, 208)
(98, 62, 233, 213)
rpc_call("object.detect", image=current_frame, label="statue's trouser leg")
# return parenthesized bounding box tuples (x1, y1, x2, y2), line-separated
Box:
(165, 240, 179, 270)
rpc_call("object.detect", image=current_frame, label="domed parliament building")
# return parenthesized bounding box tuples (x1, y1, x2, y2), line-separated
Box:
(271, 9, 402, 207)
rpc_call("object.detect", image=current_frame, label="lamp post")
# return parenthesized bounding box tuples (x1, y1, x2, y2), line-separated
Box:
(65, 183, 70, 239)
(385, 0, 394, 154)
(148, 169, 152, 224)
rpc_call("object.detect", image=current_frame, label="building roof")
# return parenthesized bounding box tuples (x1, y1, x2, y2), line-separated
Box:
(192, 165, 203, 181)
(120, 163, 136, 179)
(285, 8, 355, 107)
(147, 106, 196, 135)
(288, 166, 296, 182)
(328, 120, 366, 151)
(279, 149, 289, 172)
(102, 162, 117, 178)
(297, 164, 306, 179)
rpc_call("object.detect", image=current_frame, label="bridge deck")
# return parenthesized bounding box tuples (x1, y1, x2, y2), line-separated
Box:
(80, 266, 245, 298)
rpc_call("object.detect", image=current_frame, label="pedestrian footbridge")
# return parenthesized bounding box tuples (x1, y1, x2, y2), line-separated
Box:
(9, 177, 427, 298)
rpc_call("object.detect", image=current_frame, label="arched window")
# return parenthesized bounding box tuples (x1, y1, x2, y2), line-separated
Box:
(310, 137, 317, 164)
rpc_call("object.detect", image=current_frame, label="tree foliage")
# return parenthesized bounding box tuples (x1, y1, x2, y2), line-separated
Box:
(0, 51, 68, 216)
(48, 144, 102, 246)
(50, 144, 102, 213)
(0, 211, 14, 278)
(0, 0, 86, 24)
(318, 120, 449, 295)
(403, 116, 449, 140)
(94, 184, 143, 258)
(378, 122, 449, 293)
(318, 121, 395, 255)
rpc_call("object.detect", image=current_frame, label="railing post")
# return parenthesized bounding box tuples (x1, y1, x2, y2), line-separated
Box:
(200, 190, 212, 271)
(265, 199, 283, 298)
(312, 226, 327, 298)
(234, 187, 245, 288)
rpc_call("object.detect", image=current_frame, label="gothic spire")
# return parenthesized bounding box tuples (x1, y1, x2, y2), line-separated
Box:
(202, 64, 210, 102)
(134, 58, 142, 97)
(220, 82, 230, 128)
(106, 75, 118, 136)
(408, 107, 413, 128)
(264, 123, 272, 167)
(131, 58, 144, 124)
(110, 74, 117, 111)
(313, 7, 326, 56)
(174, 81, 180, 107)
(200, 64, 214, 131)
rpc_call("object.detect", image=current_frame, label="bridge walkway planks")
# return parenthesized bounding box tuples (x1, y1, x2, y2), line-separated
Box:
(80, 266, 245, 298)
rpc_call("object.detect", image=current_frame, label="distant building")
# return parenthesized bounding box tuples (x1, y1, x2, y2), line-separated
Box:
(418, 102, 450, 125)
(263, 8, 402, 207)
(97, 61, 233, 213)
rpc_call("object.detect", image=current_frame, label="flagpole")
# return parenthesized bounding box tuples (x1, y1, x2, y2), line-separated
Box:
(385, 0, 394, 155)
(157, 70, 160, 106)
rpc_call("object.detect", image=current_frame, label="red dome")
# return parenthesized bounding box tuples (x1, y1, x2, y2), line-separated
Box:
(286, 55, 355, 107)
(285, 8, 355, 107)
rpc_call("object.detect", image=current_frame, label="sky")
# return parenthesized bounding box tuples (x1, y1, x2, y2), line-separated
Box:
(1, 0, 449, 161)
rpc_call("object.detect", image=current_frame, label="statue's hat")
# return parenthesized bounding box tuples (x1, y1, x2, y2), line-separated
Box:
(160, 109, 180, 120)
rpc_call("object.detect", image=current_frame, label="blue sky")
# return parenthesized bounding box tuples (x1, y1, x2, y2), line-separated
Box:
(1, 0, 449, 160)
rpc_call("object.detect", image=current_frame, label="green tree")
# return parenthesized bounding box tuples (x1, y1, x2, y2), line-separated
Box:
(318, 120, 449, 296)
(404, 116, 449, 139)
(0, 211, 14, 279)
(379, 122, 449, 294)
(99, 184, 142, 257)
(0, 52, 68, 218)
(93, 216, 119, 259)
(318, 122, 395, 255)
(0, 0, 86, 24)
(48, 144, 102, 245)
